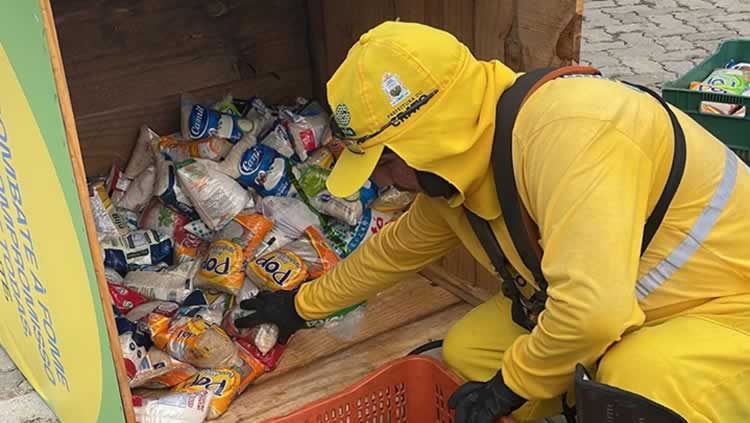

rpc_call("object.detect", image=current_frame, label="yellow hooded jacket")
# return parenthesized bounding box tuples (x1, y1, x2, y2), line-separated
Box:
(296, 23, 750, 401)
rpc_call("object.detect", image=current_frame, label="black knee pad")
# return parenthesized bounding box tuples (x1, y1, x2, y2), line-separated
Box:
(574, 364, 687, 423)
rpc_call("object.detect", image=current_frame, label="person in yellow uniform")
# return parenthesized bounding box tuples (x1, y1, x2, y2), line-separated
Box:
(235, 21, 750, 422)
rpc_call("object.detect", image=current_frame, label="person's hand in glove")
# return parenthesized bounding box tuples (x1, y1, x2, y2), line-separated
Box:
(234, 290, 308, 344)
(448, 370, 526, 423)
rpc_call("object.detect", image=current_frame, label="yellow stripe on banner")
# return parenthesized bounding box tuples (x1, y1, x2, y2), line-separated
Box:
(0, 45, 103, 422)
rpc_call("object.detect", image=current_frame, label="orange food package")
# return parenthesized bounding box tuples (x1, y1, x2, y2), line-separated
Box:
(194, 240, 246, 295)
(219, 212, 274, 257)
(246, 226, 338, 291)
(130, 348, 197, 389)
(173, 347, 264, 419)
(159, 135, 233, 162)
(194, 213, 273, 295)
(152, 316, 241, 369)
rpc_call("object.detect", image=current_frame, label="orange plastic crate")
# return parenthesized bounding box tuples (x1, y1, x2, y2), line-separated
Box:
(262, 355, 515, 423)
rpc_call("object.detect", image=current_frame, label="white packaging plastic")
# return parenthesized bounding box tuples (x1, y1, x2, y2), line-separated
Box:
(90, 182, 122, 239)
(282, 101, 329, 161)
(260, 121, 296, 158)
(250, 324, 279, 355)
(134, 391, 213, 423)
(101, 230, 173, 275)
(176, 159, 250, 231)
(123, 261, 199, 303)
(216, 135, 257, 180)
(117, 165, 156, 212)
(260, 196, 319, 253)
(184, 220, 215, 241)
(180, 94, 197, 141)
(124, 126, 159, 179)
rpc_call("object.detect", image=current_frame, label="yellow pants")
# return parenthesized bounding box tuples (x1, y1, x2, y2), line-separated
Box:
(443, 295, 750, 423)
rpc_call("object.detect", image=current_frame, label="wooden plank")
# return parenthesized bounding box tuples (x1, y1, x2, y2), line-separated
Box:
(440, 0, 475, 51)
(456, 246, 478, 284)
(306, 0, 329, 102)
(53, 0, 310, 118)
(476, 264, 501, 296)
(217, 303, 473, 422)
(421, 265, 494, 306)
(76, 68, 312, 177)
(393, 0, 426, 22)
(513, 0, 581, 69)
(473, 0, 515, 62)
(40, 1, 135, 421)
(258, 274, 461, 382)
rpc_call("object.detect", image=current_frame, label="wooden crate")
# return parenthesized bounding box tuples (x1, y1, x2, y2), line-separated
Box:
(46, 0, 583, 420)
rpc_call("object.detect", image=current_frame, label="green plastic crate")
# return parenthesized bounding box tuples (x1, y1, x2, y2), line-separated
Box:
(662, 39, 750, 162)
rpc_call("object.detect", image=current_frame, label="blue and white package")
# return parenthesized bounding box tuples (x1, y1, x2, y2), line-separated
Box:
(102, 230, 174, 275)
(260, 120, 296, 158)
(188, 104, 251, 141)
(324, 208, 398, 257)
(308, 178, 378, 226)
(237, 144, 297, 197)
(154, 154, 200, 220)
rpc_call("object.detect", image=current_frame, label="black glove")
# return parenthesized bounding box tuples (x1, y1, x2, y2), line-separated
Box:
(234, 290, 307, 344)
(448, 370, 526, 423)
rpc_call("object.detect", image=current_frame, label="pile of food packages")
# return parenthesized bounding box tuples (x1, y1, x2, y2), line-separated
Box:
(689, 60, 750, 117)
(88, 94, 416, 422)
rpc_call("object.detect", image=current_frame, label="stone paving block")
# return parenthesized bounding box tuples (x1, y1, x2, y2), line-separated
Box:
(648, 14, 685, 27)
(676, 0, 716, 9)
(656, 36, 702, 53)
(662, 61, 697, 76)
(585, 28, 616, 43)
(684, 31, 743, 42)
(0, 347, 17, 373)
(607, 23, 649, 34)
(609, 44, 667, 60)
(581, 40, 628, 53)
(607, 5, 654, 15)
(627, 56, 667, 74)
(0, 393, 58, 423)
(581, 55, 624, 68)
(651, 26, 702, 38)
(645, 0, 678, 7)
(648, 7, 684, 15)
(618, 32, 662, 48)
(675, 9, 731, 22)
(608, 11, 643, 24)
(658, 49, 711, 61)
(586, 0, 618, 9)
(714, 13, 750, 22)
(583, 9, 621, 28)
(723, 20, 750, 35)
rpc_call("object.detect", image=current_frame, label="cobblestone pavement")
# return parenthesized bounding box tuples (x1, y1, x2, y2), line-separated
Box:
(0, 347, 57, 423)
(581, 0, 750, 88)
(2, 1, 749, 422)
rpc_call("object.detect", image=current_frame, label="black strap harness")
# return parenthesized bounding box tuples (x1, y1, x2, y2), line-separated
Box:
(466, 67, 687, 331)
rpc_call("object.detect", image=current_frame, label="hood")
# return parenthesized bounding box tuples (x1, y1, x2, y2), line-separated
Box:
(388, 58, 517, 220)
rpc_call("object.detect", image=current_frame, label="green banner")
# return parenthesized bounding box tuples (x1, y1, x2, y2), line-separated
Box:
(0, 1, 125, 422)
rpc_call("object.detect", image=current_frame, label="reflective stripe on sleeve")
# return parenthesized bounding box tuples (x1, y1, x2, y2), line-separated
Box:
(636, 148, 738, 301)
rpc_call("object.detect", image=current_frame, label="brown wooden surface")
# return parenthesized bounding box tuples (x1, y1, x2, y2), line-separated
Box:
(41, 1, 136, 421)
(217, 303, 472, 422)
(258, 273, 461, 382)
(52, 0, 314, 177)
(307, 0, 582, 99)
(75, 69, 311, 173)
(421, 264, 494, 306)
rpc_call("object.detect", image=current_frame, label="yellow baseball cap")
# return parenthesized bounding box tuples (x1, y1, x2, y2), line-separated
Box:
(325, 21, 471, 197)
